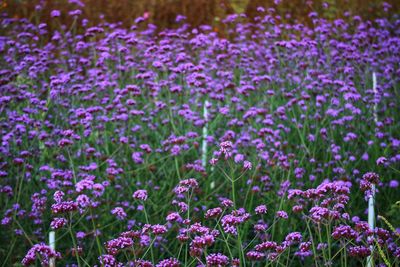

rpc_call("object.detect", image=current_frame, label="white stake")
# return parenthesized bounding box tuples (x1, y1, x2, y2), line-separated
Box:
(201, 100, 209, 168)
(367, 72, 378, 267)
(202, 100, 215, 189)
(49, 231, 56, 267)
(372, 72, 378, 124)
(367, 184, 376, 267)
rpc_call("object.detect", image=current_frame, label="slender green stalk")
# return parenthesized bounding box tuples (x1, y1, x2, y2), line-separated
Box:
(89, 209, 103, 260)
(68, 213, 81, 266)
(143, 204, 155, 263)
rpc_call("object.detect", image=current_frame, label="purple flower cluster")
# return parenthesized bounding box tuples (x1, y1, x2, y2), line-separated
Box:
(360, 172, 380, 197)
(221, 209, 251, 235)
(105, 236, 134, 255)
(133, 189, 148, 201)
(22, 244, 61, 266)
(50, 217, 68, 229)
(206, 253, 229, 266)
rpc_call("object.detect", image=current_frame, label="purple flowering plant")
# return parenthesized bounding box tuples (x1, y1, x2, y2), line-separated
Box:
(0, 1, 400, 266)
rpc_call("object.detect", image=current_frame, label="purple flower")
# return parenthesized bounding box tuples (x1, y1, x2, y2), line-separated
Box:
(111, 207, 127, 220)
(53, 191, 64, 203)
(98, 254, 123, 267)
(332, 225, 358, 240)
(105, 236, 134, 255)
(348, 246, 371, 258)
(234, 154, 244, 163)
(389, 180, 399, 188)
(255, 205, 267, 214)
(68, 9, 82, 17)
(285, 232, 302, 245)
(205, 207, 223, 218)
(76, 194, 91, 208)
(151, 224, 167, 235)
(219, 141, 233, 159)
(246, 251, 265, 261)
(22, 244, 61, 266)
(133, 189, 148, 201)
(376, 157, 387, 165)
(191, 234, 215, 248)
(51, 201, 78, 214)
(166, 212, 182, 222)
(210, 158, 218, 165)
(255, 241, 277, 251)
(243, 160, 252, 170)
(76, 231, 86, 239)
(134, 259, 154, 267)
(221, 209, 250, 235)
(50, 10, 61, 18)
(132, 152, 144, 164)
(206, 253, 229, 266)
(50, 217, 68, 230)
(276, 210, 288, 219)
(156, 258, 180, 267)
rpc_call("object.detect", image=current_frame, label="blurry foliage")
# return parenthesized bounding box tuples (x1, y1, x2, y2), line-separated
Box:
(1, 0, 400, 31)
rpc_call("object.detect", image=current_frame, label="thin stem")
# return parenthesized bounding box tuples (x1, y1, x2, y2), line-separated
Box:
(89, 209, 103, 259)
(143, 204, 155, 263)
(68, 213, 81, 266)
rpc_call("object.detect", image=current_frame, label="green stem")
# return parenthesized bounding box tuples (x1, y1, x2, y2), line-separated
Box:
(89, 209, 103, 259)
(143, 204, 155, 263)
(68, 213, 81, 266)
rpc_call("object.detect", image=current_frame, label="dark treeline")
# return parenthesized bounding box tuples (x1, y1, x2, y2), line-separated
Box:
(3, 0, 400, 31)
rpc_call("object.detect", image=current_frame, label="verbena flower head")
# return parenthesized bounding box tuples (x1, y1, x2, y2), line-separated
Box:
(206, 253, 229, 266)
(156, 258, 180, 267)
(255, 205, 267, 214)
(362, 172, 380, 184)
(105, 236, 134, 255)
(276, 210, 288, 219)
(219, 141, 233, 159)
(50, 10, 61, 18)
(22, 244, 61, 266)
(50, 217, 68, 229)
(111, 207, 127, 220)
(133, 189, 148, 201)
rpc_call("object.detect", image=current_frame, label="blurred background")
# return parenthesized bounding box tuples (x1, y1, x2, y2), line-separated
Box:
(1, 0, 399, 30)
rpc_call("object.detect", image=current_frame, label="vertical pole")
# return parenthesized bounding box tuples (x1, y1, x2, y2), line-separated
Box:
(201, 100, 209, 168)
(367, 72, 377, 267)
(49, 231, 56, 267)
(372, 72, 378, 124)
(202, 100, 215, 189)
(367, 184, 375, 267)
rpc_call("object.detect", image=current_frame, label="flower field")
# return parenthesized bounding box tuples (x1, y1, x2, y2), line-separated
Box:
(0, 1, 400, 266)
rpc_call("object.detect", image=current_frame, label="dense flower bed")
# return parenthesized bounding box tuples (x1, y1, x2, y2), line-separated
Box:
(0, 2, 399, 266)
